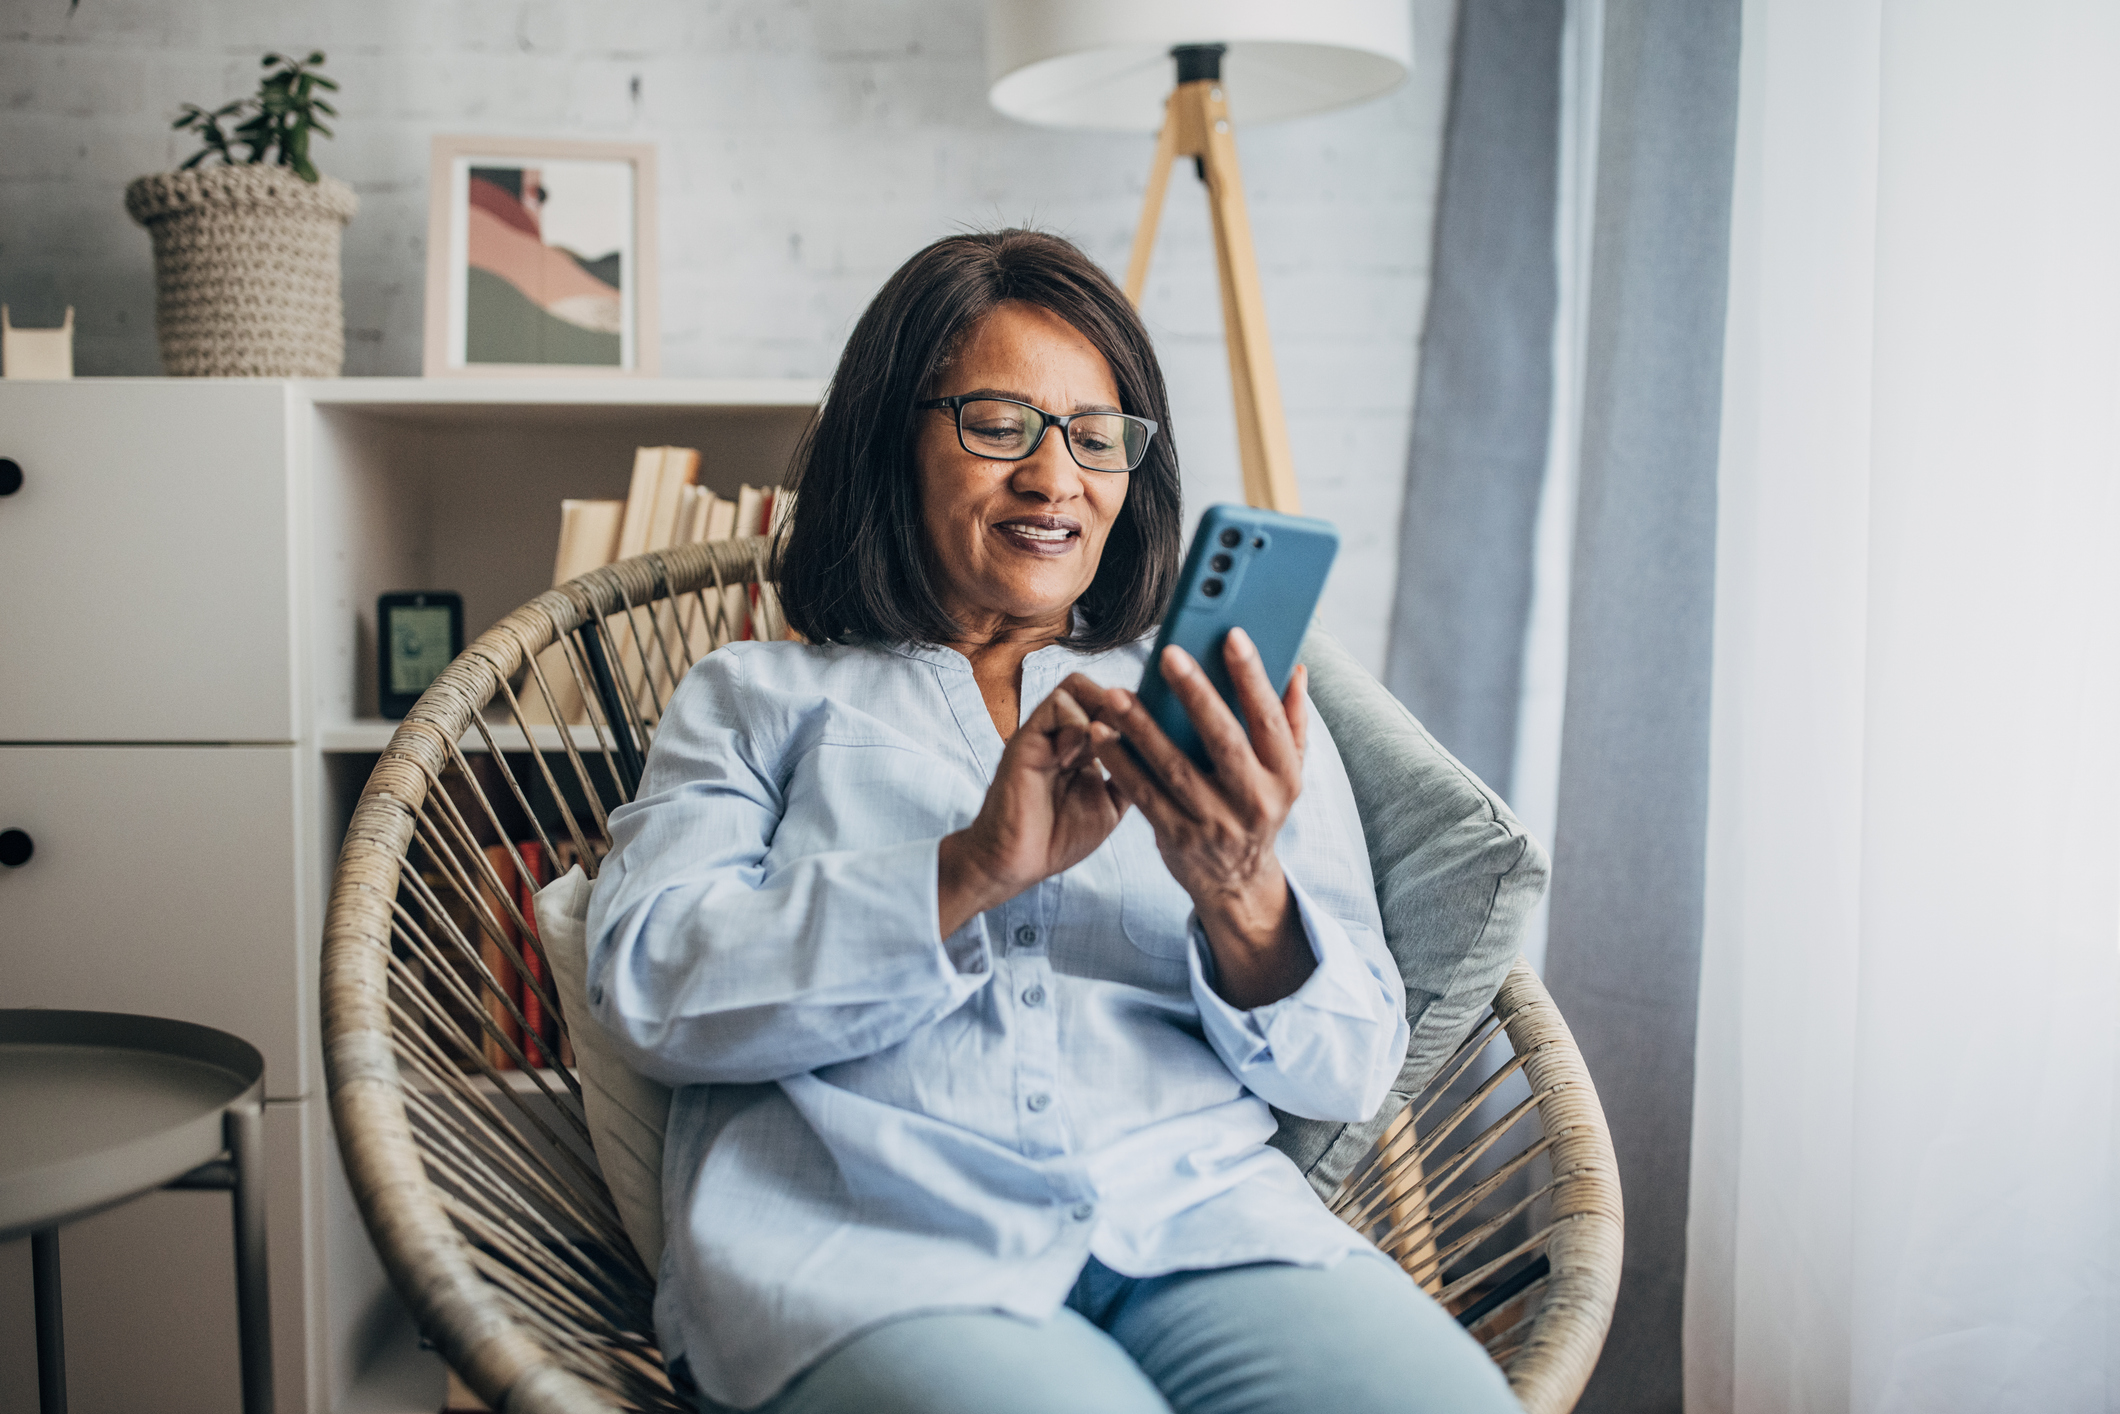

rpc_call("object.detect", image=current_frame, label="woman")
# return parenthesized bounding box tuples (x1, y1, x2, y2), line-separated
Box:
(586, 230, 1517, 1414)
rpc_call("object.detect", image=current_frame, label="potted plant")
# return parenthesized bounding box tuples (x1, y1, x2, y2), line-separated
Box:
(125, 52, 359, 377)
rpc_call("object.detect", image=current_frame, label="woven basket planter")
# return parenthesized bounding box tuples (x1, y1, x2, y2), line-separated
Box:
(125, 167, 358, 377)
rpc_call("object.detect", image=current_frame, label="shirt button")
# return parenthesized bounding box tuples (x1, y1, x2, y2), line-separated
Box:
(1027, 1092, 1052, 1112)
(1015, 924, 1038, 947)
(1022, 985, 1046, 1007)
(1071, 1202, 1095, 1222)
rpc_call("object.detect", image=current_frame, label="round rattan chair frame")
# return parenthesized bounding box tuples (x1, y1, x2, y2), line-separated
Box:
(322, 536, 1622, 1414)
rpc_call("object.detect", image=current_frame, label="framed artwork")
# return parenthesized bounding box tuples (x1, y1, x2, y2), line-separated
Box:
(422, 136, 659, 377)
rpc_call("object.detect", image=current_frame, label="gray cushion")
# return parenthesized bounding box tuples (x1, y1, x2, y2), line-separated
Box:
(1272, 627, 1549, 1199)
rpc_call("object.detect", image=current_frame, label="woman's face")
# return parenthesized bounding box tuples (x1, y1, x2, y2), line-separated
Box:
(917, 300, 1130, 639)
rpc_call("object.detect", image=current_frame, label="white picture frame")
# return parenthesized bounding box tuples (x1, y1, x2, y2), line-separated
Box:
(421, 135, 659, 378)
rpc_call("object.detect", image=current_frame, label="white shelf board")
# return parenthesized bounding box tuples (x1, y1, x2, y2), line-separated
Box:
(319, 719, 620, 755)
(296, 376, 824, 408)
(403, 1065, 578, 1098)
(48, 375, 823, 406)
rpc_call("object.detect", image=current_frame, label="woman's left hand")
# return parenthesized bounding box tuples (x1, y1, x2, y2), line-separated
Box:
(1065, 628, 1317, 1009)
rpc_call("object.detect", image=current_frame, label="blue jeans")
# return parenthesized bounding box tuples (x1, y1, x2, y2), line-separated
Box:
(694, 1254, 1520, 1414)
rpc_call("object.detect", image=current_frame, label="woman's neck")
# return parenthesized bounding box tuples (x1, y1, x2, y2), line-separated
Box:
(946, 609, 1071, 742)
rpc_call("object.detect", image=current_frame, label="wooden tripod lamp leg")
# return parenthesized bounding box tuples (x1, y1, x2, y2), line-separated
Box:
(1189, 82, 1301, 514)
(1124, 98, 1181, 306)
(1121, 74, 1303, 515)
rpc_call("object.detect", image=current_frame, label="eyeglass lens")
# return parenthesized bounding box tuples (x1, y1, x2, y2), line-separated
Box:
(956, 399, 1146, 471)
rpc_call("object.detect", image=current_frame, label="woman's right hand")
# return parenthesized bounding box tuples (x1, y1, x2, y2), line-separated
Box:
(937, 687, 1128, 936)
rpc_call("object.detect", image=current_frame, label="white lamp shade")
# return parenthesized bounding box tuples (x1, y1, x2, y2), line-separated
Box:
(985, 0, 1413, 132)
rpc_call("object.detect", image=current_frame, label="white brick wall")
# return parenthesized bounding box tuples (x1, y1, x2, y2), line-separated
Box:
(0, 0, 1453, 671)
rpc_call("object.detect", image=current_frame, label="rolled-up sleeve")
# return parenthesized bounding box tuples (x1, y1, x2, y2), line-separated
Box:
(586, 651, 992, 1087)
(1186, 875, 1408, 1122)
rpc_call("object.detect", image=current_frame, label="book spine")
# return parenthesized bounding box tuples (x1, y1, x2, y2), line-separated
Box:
(478, 845, 523, 1070)
(514, 840, 555, 1069)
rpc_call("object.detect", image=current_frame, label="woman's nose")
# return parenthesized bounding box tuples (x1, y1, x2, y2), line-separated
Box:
(1010, 428, 1083, 502)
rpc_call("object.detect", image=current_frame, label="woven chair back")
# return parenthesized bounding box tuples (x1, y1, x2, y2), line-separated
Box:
(322, 536, 1620, 1414)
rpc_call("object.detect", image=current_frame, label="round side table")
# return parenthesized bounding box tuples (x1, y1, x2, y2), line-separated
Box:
(0, 1011, 272, 1414)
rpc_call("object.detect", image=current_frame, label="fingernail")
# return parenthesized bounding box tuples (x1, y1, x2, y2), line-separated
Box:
(1113, 689, 1134, 711)
(1229, 627, 1253, 656)
(1163, 646, 1192, 675)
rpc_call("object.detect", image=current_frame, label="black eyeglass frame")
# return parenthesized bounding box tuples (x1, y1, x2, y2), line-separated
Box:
(915, 394, 1159, 473)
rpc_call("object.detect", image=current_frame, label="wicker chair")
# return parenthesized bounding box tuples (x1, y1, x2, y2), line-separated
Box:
(322, 537, 1623, 1414)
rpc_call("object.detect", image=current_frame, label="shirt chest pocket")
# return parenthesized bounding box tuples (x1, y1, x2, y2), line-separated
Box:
(1109, 812, 1195, 960)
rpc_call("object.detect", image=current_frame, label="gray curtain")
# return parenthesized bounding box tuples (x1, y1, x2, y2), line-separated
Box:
(1541, 2, 1740, 1411)
(1389, 0, 1742, 1407)
(1385, 0, 1564, 798)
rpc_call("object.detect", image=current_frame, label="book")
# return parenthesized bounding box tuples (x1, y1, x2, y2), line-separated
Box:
(754, 488, 796, 642)
(614, 447, 670, 561)
(609, 447, 701, 714)
(642, 448, 703, 699)
(478, 844, 523, 1070)
(730, 484, 767, 641)
(521, 498, 624, 726)
(415, 869, 487, 1072)
(650, 447, 700, 549)
(695, 487, 744, 653)
(513, 841, 556, 1068)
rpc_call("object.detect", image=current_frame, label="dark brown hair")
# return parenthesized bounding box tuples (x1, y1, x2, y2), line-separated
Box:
(776, 229, 1183, 650)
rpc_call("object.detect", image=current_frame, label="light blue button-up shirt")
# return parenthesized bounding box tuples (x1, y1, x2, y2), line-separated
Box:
(587, 634, 1409, 1409)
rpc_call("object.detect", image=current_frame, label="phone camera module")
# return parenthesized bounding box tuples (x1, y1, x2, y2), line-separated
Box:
(1218, 527, 1243, 548)
(1201, 577, 1225, 598)
(1252, 537, 1266, 550)
(1210, 552, 1233, 573)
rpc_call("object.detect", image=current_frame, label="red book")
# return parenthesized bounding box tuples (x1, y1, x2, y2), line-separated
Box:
(513, 841, 557, 1068)
(478, 845, 522, 1070)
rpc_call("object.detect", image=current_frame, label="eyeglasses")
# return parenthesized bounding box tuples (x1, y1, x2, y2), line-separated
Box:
(916, 394, 1158, 473)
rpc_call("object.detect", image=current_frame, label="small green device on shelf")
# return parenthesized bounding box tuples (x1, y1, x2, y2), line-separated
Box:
(377, 591, 463, 719)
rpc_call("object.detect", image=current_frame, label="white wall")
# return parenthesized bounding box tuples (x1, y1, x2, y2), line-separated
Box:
(0, 0, 1453, 671)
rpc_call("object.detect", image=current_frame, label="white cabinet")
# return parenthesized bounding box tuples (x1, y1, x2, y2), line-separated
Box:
(0, 377, 820, 1414)
(0, 745, 306, 1094)
(0, 381, 298, 742)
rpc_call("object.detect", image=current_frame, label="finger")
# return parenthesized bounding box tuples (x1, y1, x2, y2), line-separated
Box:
(1095, 680, 1216, 821)
(1285, 664, 1309, 760)
(1050, 688, 1090, 729)
(1019, 689, 1061, 740)
(1161, 643, 1269, 797)
(1091, 726, 1193, 839)
(1058, 673, 1118, 718)
(1222, 629, 1299, 780)
(1044, 688, 1088, 765)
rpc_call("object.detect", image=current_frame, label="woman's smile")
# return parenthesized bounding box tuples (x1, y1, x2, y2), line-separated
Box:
(992, 513, 1082, 556)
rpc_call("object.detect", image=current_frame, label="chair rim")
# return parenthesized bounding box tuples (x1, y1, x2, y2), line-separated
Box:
(1473, 960, 1624, 1410)
(322, 535, 1623, 1414)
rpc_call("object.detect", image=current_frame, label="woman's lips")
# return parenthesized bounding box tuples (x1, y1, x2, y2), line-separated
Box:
(993, 517, 1081, 557)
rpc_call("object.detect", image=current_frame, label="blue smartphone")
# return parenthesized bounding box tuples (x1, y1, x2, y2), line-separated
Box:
(1136, 504, 1339, 769)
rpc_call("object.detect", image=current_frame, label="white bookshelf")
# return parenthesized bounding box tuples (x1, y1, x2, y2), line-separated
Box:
(307, 378, 816, 1413)
(318, 718, 624, 755)
(0, 377, 820, 1414)
(306, 376, 821, 752)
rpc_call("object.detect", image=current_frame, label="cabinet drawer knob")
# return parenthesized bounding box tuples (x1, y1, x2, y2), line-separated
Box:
(0, 830, 31, 867)
(0, 459, 21, 496)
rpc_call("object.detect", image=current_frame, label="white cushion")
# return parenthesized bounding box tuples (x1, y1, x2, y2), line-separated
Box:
(535, 864, 672, 1272)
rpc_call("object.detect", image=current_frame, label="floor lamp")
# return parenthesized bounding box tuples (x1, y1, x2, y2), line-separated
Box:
(986, 2, 1413, 514)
